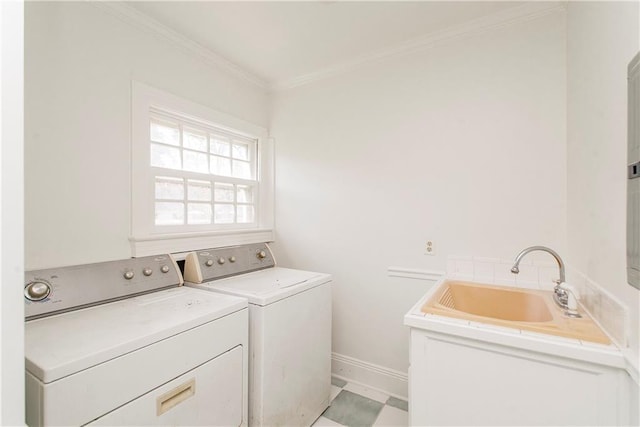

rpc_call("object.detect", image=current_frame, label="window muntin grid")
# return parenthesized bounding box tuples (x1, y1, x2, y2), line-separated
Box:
(149, 111, 258, 228)
(154, 177, 256, 226)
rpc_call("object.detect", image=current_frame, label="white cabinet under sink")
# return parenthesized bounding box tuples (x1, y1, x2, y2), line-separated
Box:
(408, 327, 627, 426)
(405, 280, 630, 426)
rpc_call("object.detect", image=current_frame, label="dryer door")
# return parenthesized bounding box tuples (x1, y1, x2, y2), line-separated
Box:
(87, 346, 244, 426)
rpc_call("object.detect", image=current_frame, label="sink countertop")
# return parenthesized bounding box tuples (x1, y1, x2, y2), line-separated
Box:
(404, 277, 625, 369)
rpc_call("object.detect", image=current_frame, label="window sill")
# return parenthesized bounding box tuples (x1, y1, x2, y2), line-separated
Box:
(129, 228, 274, 257)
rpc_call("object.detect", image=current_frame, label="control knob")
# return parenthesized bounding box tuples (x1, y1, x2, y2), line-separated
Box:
(24, 281, 51, 301)
(160, 265, 170, 273)
(257, 250, 267, 259)
(229, 256, 236, 263)
(205, 259, 214, 267)
(217, 257, 226, 265)
(123, 270, 135, 280)
(143, 268, 153, 276)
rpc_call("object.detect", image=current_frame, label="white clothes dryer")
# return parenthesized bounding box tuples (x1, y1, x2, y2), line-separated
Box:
(24, 255, 249, 427)
(184, 243, 332, 427)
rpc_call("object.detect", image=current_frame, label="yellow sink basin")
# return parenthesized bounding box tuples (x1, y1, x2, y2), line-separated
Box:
(445, 282, 553, 322)
(422, 281, 611, 344)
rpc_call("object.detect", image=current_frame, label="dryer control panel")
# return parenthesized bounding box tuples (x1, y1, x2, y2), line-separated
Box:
(184, 243, 275, 284)
(24, 255, 183, 320)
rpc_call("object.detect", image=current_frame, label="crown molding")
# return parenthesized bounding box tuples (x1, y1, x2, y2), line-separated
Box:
(271, 1, 567, 92)
(90, 1, 565, 94)
(91, 1, 269, 90)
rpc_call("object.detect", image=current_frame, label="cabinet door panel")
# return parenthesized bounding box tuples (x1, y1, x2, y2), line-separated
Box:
(410, 332, 620, 426)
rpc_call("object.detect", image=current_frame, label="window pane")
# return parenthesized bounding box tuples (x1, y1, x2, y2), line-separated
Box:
(232, 142, 249, 161)
(232, 160, 251, 179)
(188, 203, 212, 225)
(214, 183, 235, 202)
(214, 204, 235, 224)
(155, 177, 184, 200)
(183, 150, 208, 173)
(184, 130, 207, 152)
(237, 185, 253, 203)
(211, 136, 231, 156)
(211, 155, 231, 176)
(150, 121, 179, 146)
(155, 202, 184, 225)
(151, 143, 181, 169)
(188, 180, 211, 201)
(237, 205, 255, 223)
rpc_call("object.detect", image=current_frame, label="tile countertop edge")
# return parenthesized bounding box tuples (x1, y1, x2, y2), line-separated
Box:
(405, 312, 625, 369)
(624, 349, 640, 384)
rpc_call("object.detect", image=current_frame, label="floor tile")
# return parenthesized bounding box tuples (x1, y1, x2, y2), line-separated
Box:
(330, 385, 342, 402)
(312, 415, 343, 426)
(373, 404, 408, 426)
(385, 396, 408, 412)
(323, 390, 384, 427)
(343, 382, 389, 404)
(331, 376, 348, 388)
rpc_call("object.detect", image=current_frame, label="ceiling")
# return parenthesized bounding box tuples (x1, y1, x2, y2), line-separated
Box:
(128, 1, 533, 88)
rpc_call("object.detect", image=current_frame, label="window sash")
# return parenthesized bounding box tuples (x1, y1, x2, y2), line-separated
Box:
(149, 115, 257, 180)
(152, 171, 258, 228)
(148, 108, 259, 230)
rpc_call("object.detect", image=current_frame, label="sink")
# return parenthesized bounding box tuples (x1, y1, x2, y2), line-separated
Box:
(443, 282, 553, 322)
(421, 280, 611, 344)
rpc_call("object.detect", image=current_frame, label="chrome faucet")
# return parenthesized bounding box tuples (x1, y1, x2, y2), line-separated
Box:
(511, 246, 565, 283)
(510, 246, 580, 317)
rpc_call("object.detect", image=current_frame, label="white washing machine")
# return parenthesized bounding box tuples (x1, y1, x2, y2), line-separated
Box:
(184, 243, 332, 427)
(24, 254, 249, 427)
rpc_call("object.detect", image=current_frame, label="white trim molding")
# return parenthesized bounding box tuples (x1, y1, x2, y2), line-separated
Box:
(130, 229, 274, 257)
(331, 352, 408, 399)
(0, 1, 25, 424)
(387, 267, 444, 282)
(92, 1, 564, 93)
(130, 81, 274, 257)
(273, 2, 565, 91)
(91, 2, 268, 90)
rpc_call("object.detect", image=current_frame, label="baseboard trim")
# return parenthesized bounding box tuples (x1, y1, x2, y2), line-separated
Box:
(331, 352, 408, 399)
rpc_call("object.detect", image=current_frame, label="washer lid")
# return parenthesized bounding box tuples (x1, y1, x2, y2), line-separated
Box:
(186, 267, 331, 306)
(25, 287, 247, 383)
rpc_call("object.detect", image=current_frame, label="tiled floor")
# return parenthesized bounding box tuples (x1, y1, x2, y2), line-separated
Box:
(312, 377, 408, 427)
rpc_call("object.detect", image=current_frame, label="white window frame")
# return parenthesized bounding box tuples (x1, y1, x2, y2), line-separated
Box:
(131, 82, 274, 257)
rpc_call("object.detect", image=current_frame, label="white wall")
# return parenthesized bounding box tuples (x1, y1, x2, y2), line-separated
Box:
(0, 0, 25, 424)
(270, 10, 567, 390)
(566, 1, 640, 420)
(24, 2, 269, 269)
(25, 0, 638, 410)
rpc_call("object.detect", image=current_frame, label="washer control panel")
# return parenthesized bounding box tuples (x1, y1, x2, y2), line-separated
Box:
(184, 243, 275, 284)
(24, 255, 182, 320)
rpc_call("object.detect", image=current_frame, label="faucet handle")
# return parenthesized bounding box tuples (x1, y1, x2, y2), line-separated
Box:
(559, 282, 580, 301)
(557, 282, 582, 318)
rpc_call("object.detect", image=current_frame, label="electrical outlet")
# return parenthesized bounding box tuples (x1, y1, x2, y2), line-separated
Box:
(425, 240, 435, 256)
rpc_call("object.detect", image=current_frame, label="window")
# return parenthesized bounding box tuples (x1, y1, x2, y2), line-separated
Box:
(149, 113, 258, 227)
(131, 82, 273, 256)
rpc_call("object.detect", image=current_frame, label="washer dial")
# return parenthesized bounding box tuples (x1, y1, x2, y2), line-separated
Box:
(24, 280, 51, 301)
